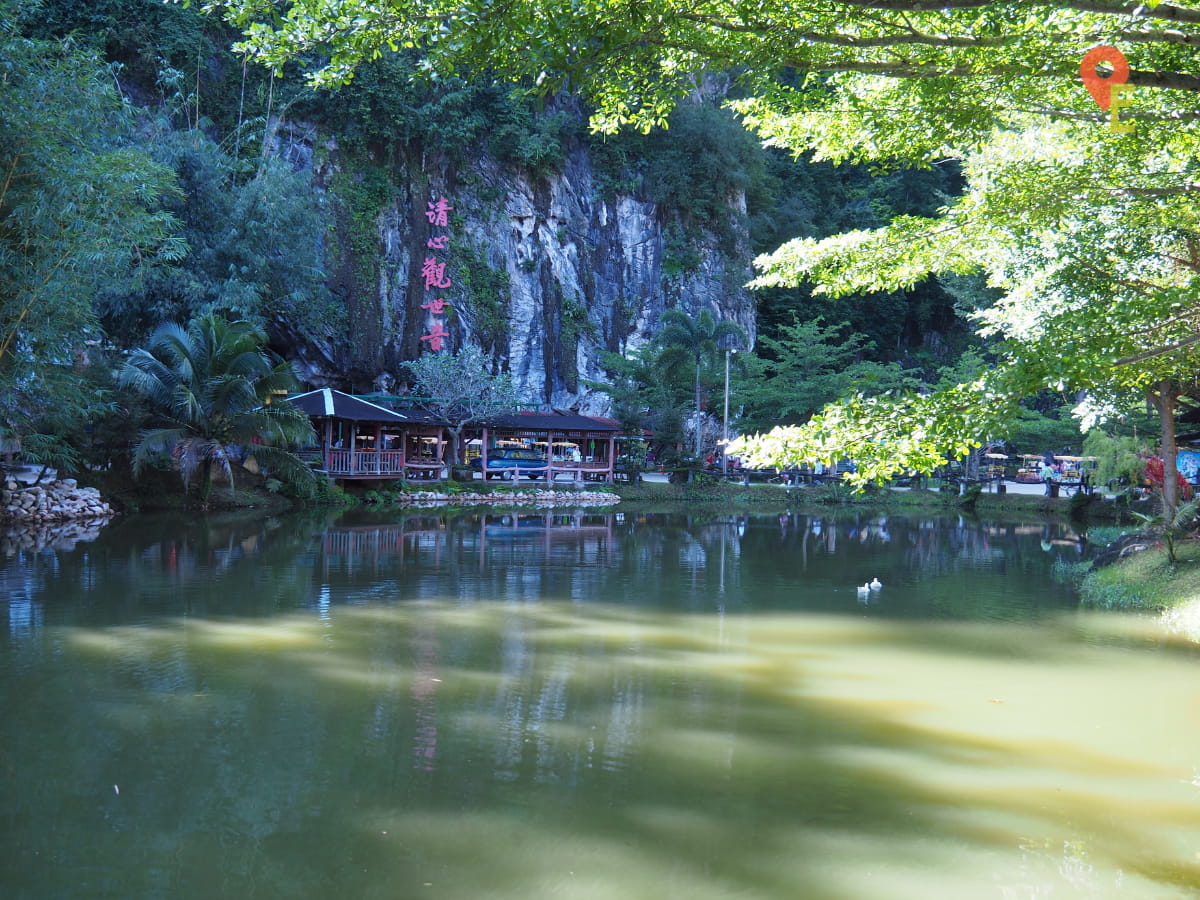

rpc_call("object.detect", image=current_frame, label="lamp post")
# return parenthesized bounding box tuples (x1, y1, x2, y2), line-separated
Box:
(721, 343, 737, 477)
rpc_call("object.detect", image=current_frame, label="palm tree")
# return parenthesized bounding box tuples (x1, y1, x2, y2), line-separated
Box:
(119, 314, 315, 504)
(656, 309, 746, 459)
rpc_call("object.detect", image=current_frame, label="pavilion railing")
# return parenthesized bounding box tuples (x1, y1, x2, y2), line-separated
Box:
(325, 449, 407, 477)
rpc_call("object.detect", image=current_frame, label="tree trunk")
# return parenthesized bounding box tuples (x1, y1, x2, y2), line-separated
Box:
(694, 361, 703, 459)
(1149, 380, 1180, 519)
(199, 456, 213, 505)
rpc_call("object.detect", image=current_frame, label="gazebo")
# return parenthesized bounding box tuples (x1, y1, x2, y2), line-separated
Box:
(474, 409, 622, 482)
(286, 388, 446, 480)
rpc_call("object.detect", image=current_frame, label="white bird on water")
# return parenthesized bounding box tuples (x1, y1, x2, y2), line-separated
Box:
(856, 583, 871, 601)
(869, 577, 883, 591)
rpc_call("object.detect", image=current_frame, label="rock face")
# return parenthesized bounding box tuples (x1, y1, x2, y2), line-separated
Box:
(1, 478, 115, 525)
(282, 130, 757, 414)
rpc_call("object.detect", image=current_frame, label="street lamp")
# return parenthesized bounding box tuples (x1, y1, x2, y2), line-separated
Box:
(721, 339, 738, 477)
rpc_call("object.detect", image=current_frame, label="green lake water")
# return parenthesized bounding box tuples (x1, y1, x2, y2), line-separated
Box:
(2, 509, 1198, 899)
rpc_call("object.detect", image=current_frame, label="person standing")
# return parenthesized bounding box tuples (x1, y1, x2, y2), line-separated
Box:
(1039, 458, 1056, 495)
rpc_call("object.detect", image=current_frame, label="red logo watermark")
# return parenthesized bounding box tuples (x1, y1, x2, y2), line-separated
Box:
(1081, 46, 1134, 133)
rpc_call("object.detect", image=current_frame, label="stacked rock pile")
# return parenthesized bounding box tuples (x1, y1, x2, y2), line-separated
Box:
(2, 477, 115, 524)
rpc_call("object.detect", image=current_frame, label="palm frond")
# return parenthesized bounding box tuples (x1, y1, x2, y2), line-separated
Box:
(122, 312, 313, 498)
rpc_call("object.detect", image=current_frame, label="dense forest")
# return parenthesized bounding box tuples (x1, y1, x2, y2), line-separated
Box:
(2, 0, 1126, 494)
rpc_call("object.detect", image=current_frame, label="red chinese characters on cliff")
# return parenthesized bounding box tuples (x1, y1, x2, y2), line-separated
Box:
(420, 321, 450, 350)
(421, 257, 451, 291)
(421, 195, 454, 351)
(425, 196, 452, 228)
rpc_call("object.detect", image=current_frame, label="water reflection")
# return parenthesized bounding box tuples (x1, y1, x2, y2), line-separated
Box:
(3, 511, 1197, 900)
(2, 510, 1090, 630)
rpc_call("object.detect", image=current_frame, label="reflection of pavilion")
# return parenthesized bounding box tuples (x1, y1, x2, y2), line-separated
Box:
(319, 518, 448, 571)
(317, 513, 615, 572)
(477, 511, 615, 555)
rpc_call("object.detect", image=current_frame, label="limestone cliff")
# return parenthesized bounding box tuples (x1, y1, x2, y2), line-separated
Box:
(281, 127, 756, 414)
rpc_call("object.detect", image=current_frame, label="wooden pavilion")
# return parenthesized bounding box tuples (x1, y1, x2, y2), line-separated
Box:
(287, 390, 624, 484)
(474, 409, 622, 483)
(286, 388, 447, 480)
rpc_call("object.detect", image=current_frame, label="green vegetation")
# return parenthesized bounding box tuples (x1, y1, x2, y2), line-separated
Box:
(1082, 541, 1200, 612)
(655, 309, 745, 459)
(310, 51, 579, 176)
(592, 103, 771, 257)
(330, 162, 394, 305)
(608, 475, 1104, 518)
(100, 127, 336, 344)
(119, 314, 316, 504)
(736, 316, 915, 435)
(452, 241, 511, 352)
(589, 344, 687, 456)
(1131, 499, 1200, 565)
(0, 2, 183, 467)
(406, 346, 521, 466)
(1083, 430, 1149, 491)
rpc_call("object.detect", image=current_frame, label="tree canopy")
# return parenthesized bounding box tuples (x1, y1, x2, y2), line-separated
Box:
(1, 1, 183, 457)
(189, 1, 1200, 139)
(735, 316, 916, 435)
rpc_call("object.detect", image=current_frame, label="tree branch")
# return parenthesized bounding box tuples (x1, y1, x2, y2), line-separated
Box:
(1113, 331, 1200, 366)
(1119, 27, 1200, 45)
(677, 12, 1002, 48)
(829, 0, 1200, 27)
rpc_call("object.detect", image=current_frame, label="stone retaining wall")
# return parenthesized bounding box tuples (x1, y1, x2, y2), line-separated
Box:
(2, 478, 115, 524)
(391, 488, 620, 508)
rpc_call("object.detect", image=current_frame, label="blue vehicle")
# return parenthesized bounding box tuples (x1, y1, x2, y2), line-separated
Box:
(469, 448, 549, 480)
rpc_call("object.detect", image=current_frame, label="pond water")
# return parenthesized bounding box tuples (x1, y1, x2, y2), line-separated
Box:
(2, 509, 1198, 900)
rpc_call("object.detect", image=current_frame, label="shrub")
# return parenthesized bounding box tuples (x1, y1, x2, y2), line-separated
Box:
(280, 476, 352, 505)
(1083, 430, 1147, 489)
